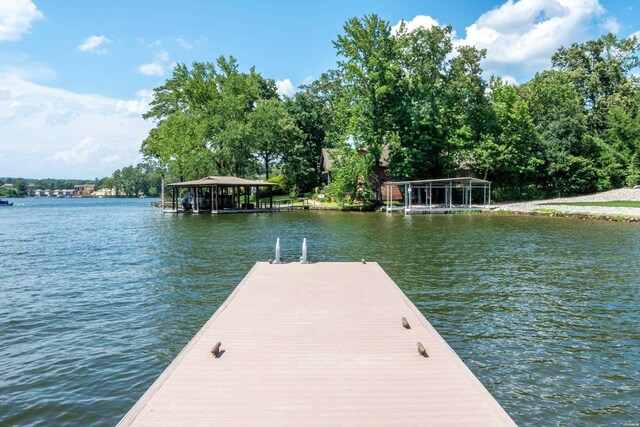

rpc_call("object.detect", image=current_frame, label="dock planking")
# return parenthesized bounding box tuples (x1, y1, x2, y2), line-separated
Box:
(119, 262, 515, 426)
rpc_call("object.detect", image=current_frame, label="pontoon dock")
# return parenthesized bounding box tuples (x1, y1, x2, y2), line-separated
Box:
(119, 262, 515, 425)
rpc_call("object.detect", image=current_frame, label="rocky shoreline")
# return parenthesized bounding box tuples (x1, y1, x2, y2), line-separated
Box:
(494, 188, 640, 220)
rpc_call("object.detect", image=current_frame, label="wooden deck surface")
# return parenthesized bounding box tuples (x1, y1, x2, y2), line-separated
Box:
(119, 262, 515, 426)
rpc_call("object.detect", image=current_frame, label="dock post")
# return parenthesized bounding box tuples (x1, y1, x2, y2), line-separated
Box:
(300, 238, 308, 264)
(274, 238, 283, 264)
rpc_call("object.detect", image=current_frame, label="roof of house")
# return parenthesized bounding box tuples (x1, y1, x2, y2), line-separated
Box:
(168, 176, 276, 187)
(321, 146, 391, 172)
(321, 148, 338, 172)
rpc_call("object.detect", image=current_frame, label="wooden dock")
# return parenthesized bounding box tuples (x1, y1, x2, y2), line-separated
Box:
(119, 262, 515, 426)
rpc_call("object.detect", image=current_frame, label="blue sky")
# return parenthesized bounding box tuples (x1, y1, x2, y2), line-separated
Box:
(1, 0, 639, 179)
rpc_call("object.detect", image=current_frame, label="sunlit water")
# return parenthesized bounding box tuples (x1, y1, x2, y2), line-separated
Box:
(0, 198, 638, 426)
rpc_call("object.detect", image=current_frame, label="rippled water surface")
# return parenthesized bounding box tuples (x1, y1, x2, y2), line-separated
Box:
(1, 198, 638, 426)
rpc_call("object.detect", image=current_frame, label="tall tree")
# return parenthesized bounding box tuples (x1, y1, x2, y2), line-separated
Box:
(248, 98, 302, 180)
(391, 24, 452, 179)
(142, 56, 277, 180)
(605, 92, 640, 187)
(334, 14, 402, 203)
(474, 77, 540, 196)
(522, 70, 601, 195)
(552, 33, 640, 137)
(447, 45, 491, 173)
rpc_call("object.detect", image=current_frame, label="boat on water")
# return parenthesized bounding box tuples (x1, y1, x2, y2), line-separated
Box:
(0, 199, 13, 206)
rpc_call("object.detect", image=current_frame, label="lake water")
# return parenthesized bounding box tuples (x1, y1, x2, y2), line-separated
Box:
(0, 198, 638, 426)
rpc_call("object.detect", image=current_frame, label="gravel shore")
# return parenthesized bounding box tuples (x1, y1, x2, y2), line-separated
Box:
(495, 188, 640, 216)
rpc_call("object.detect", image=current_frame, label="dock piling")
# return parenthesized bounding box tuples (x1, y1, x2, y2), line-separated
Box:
(300, 238, 308, 264)
(274, 238, 283, 264)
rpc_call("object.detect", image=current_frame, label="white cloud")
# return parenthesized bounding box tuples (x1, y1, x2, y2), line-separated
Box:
(49, 137, 100, 163)
(99, 153, 120, 166)
(502, 75, 518, 85)
(156, 50, 169, 62)
(276, 79, 295, 97)
(602, 17, 620, 34)
(391, 15, 441, 35)
(115, 89, 153, 116)
(0, 69, 153, 178)
(630, 30, 640, 40)
(138, 51, 170, 77)
(77, 35, 111, 53)
(0, 0, 43, 41)
(138, 62, 165, 76)
(175, 36, 193, 49)
(456, 0, 606, 74)
(302, 75, 315, 85)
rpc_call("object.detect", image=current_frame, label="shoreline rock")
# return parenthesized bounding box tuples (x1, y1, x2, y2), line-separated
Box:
(494, 188, 640, 218)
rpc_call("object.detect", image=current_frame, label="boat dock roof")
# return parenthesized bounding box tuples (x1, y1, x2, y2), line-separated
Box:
(167, 176, 276, 188)
(119, 262, 515, 426)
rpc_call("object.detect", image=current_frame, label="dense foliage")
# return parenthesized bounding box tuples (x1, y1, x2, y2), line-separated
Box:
(10, 15, 634, 202)
(100, 159, 166, 197)
(136, 14, 638, 204)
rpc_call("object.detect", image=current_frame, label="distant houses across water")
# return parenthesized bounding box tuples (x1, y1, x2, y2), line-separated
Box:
(3, 181, 140, 198)
(31, 185, 96, 198)
(32, 189, 75, 197)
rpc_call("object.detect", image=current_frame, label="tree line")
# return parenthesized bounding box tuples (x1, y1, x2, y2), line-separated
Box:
(99, 160, 166, 197)
(1, 160, 165, 198)
(137, 14, 640, 204)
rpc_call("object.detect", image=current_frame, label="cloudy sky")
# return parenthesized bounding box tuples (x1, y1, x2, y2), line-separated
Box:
(0, 0, 638, 179)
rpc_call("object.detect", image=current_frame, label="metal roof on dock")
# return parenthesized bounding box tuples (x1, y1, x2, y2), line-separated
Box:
(119, 262, 515, 426)
(168, 176, 276, 187)
(386, 176, 491, 185)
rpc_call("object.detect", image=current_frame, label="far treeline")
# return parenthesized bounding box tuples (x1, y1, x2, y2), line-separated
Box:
(0, 161, 165, 198)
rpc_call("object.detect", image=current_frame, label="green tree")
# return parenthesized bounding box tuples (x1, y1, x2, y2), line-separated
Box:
(326, 148, 374, 206)
(13, 178, 26, 196)
(284, 71, 344, 191)
(606, 96, 640, 186)
(391, 24, 452, 179)
(100, 177, 114, 192)
(552, 33, 640, 137)
(112, 169, 123, 196)
(474, 78, 540, 197)
(247, 98, 301, 180)
(522, 70, 601, 195)
(334, 14, 402, 203)
(142, 56, 277, 180)
(446, 45, 491, 174)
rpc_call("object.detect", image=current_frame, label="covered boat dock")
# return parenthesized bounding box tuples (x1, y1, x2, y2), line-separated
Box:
(386, 177, 491, 214)
(166, 176, 277, 214)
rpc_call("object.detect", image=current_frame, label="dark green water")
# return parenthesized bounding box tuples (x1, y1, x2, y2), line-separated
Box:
(1, 198, 638, 426)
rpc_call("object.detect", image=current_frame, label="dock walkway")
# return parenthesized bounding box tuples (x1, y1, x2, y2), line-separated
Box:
(119, 262, 515, 426)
